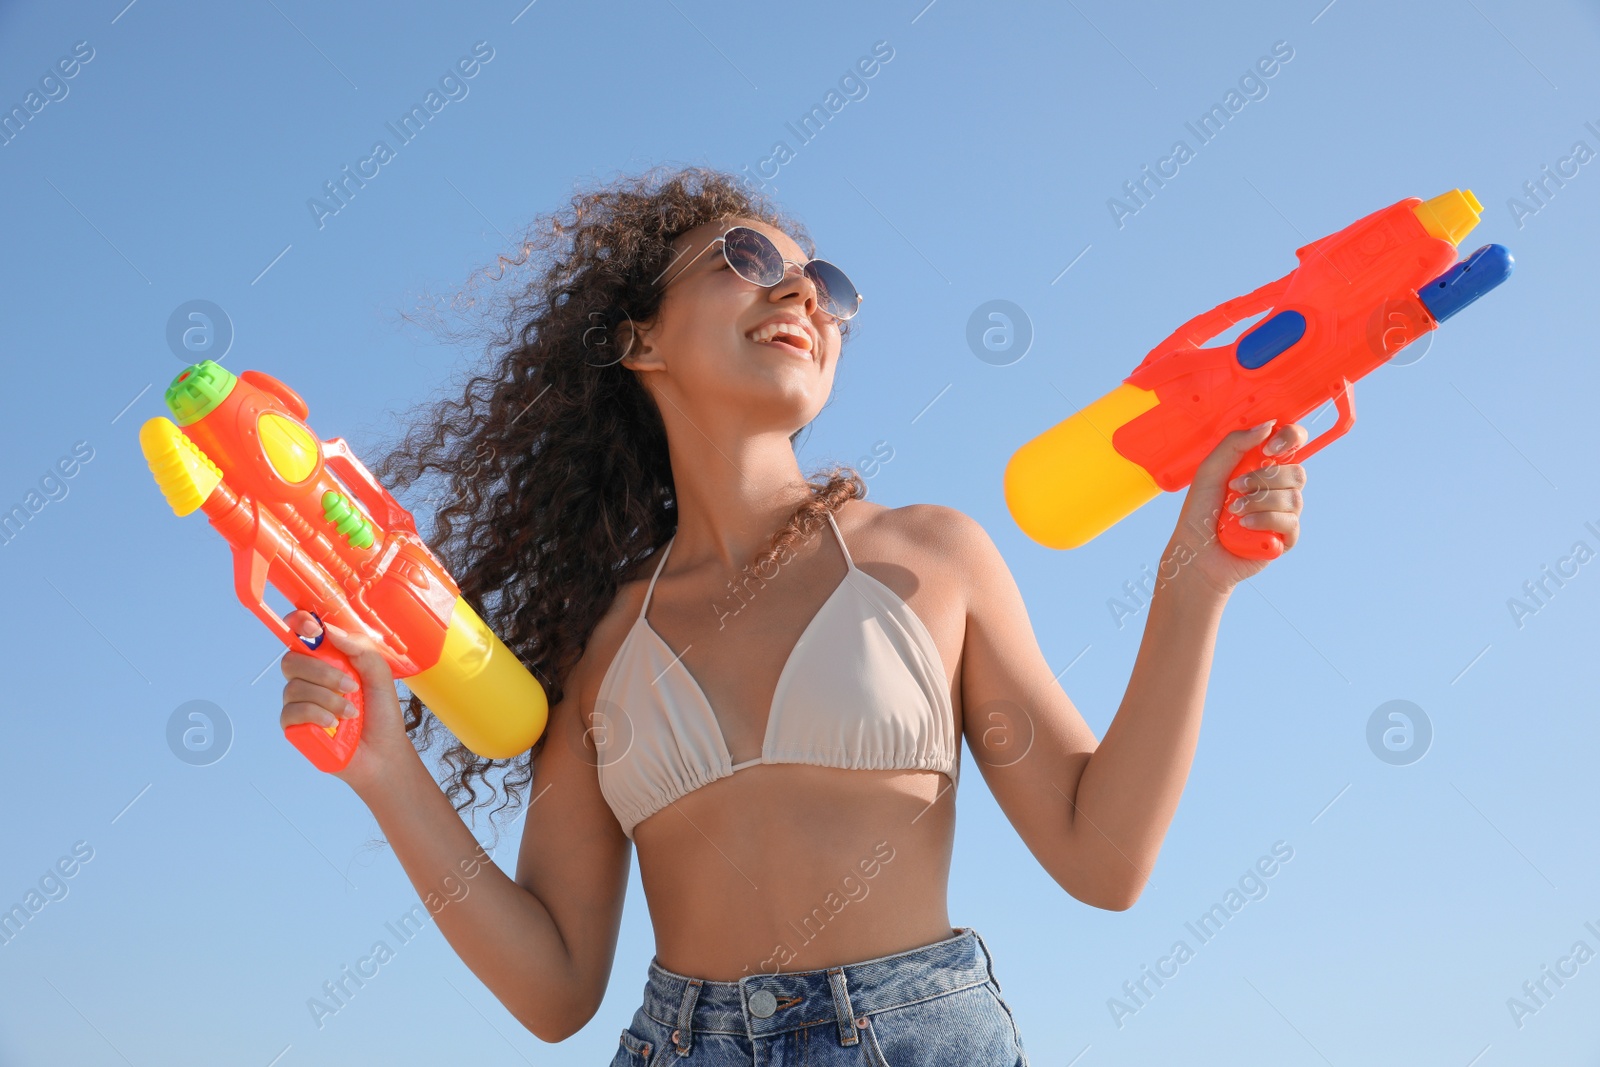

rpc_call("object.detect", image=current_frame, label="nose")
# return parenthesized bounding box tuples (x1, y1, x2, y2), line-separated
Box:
(770, 261, 820, 317)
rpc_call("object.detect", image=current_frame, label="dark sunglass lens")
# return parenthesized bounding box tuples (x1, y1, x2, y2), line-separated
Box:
(722, 227, 785, 286)
(805, 260, 861, 320)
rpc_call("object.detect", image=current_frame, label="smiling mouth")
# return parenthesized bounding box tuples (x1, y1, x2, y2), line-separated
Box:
(749, 336, 814, 360)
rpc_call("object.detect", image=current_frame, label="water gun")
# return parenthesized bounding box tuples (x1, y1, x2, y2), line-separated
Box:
(1005, 189, 1513, 557)
(139, 360, 548, 772)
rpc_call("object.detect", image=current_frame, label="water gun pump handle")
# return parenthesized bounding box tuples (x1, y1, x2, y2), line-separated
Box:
(1215, 377, 1357, 560)
(282, 611, 366, 772)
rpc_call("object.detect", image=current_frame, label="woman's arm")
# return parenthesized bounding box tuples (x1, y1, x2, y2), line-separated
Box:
(357, 744, 584, 1034)
(281, 613, 632, 1042)
(952, 420, 1308, 910)
(1051, 555, 1228, 908)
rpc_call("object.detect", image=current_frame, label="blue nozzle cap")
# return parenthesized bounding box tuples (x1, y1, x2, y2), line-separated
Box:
(1419, 244, 1514, 323)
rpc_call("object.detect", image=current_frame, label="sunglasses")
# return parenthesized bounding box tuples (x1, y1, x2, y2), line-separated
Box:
(657, 225, 863, 322)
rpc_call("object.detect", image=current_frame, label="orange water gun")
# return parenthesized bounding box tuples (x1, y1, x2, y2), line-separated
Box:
(140, 361, 547, 772)
(1005, 189, 1513, 557)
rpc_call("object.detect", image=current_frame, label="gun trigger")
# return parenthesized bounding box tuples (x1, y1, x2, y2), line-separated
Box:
(1289, 378, 1357, 464)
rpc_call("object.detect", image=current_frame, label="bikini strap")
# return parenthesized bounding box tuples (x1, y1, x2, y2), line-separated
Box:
(639, 534, 676, 619)
(824, 511, 856, 572)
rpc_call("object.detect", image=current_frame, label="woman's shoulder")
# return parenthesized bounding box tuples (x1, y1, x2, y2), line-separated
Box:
(840, 498, 988, 558)
(838, 498, 996, 611)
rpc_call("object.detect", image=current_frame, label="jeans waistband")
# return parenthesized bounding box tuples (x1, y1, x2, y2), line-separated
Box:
(639, 926, 1000, 1053)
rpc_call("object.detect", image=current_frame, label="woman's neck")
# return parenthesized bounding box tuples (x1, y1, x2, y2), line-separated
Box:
(663, 428, 816, 574)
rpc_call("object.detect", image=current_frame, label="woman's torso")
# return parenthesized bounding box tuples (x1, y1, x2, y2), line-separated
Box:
(580, 500, 967, 982)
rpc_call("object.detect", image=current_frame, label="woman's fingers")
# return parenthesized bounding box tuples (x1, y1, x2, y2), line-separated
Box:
(1237, 507, 1300, 544)
(280, 649, 360, 693)
(285, 608, 323, 640)
(281, 694, 356, 735)
(1229, 487, 1303, 516)
(280, 672, 360, 731)
(280, 603, 361, 731)
(1199, 420, 1277, 483)
(280, 679, 358, 733)
(321, 622, 397, 689)
(1263, 422, 1310, 457)
(1229, 462, 1306, 495)
(282, 677, 357, 717)
(281, 703, 341, 731)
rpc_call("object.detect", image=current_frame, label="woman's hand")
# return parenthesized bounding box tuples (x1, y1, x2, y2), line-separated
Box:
(279, 610, 422, 796)
(1163, 420, 1309, 597)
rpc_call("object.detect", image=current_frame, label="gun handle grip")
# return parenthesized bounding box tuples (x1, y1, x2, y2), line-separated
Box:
(1217, 442, 1289, 561)
(1214, 377, 1358, 561)
(283, 636, 365, 773)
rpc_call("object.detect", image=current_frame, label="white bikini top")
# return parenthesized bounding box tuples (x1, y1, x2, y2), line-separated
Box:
(594, 511, 959, 841)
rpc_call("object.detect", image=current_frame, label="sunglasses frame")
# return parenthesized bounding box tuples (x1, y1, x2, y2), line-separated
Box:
(655, 225, 863, 322)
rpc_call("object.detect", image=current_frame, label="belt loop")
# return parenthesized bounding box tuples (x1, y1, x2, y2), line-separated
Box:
(672, 977, 702, 1056)
(826, 966, 860, 1046)
(964, 926, 1002, 990)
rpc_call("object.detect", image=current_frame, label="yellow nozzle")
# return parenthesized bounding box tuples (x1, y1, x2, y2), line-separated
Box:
(140, 417, 223, 517)
(1004, 383, 1164, 550)
(1413, 188, 1482, 246)
(406, 597, 549, 758)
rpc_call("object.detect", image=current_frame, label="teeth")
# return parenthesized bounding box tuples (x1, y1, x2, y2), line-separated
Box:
(748, 320, 813, 351)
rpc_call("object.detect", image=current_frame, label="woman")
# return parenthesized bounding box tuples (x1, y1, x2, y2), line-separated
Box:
(278, 166, 1307, 1065)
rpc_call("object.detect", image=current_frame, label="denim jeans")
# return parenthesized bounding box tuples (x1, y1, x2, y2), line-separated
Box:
(608, 926, 1028, 1066)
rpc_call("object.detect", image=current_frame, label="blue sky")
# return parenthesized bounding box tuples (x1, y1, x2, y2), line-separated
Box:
(2, 0, 1598, 1063)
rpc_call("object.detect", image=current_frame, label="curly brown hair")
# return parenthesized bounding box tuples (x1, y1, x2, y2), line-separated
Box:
(372, 165, 865, 833)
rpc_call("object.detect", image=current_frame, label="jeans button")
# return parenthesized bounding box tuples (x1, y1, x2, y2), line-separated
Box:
(749, 989, 777, 1018)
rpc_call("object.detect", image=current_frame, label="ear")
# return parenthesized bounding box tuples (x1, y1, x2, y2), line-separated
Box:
(618, 315, 667, 372)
